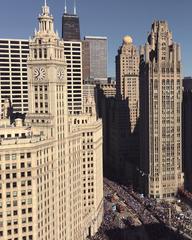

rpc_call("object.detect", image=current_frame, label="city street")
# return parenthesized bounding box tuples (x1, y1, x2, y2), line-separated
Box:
(88, 178, 192, 240)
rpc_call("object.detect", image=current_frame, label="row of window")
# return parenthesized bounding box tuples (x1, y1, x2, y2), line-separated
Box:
(0, 161, 31, 170)
(1, 153, 31, 161)
(0, 189, 32, 199)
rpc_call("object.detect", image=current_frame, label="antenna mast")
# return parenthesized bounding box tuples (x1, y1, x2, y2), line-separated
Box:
(74, 0, 77, 15)
(64, 0, 67, 13)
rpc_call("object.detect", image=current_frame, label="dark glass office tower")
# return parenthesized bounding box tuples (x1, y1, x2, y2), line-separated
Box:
(62, 13, 80, 41)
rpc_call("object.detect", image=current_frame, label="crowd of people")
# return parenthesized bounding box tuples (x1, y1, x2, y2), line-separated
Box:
(87, 183, 117, 240)
(104, 178, 158, 225)
(88, 178, 192, 240)
(129, 187, 192, 237)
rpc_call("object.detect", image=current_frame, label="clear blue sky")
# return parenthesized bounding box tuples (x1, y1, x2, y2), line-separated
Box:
(0, 0, 192, 77)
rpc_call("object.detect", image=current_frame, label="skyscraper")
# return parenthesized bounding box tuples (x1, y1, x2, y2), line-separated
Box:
(82, 40, 90, 81)
(84, 36, 108, 83)
(0, 2, 103, 240)
(0, 39, 29, 114)
(62, 1, 82, 114)
(62, 1, 80, 41)
(98, 36, 140, 186)
(116, 35, 140, 132)
(139, 21, 184, 199)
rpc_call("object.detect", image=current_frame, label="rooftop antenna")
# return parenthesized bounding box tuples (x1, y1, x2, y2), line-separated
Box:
(74, 0, 77, 15)
(64, 0, 67, 13)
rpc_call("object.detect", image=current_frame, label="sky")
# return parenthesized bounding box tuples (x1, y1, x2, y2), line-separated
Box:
(0, 0, 192, 77)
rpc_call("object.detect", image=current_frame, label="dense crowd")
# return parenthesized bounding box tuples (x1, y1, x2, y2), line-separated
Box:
(104, 178, 158, 225)
(129, 187, 192, 237)
(88, 178, 192, 240)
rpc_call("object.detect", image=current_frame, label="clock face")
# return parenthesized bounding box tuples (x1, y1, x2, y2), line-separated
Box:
(57, 67, 65, 80)
(34, 67, 46, 81)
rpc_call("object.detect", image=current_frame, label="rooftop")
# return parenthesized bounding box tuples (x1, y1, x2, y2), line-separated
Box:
(85, 36, 108, 40)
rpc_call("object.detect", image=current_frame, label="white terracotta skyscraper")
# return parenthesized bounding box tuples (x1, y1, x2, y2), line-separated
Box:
(0, 2, 103, 240)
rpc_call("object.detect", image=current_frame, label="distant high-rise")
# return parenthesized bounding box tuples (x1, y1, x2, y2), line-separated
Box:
(0, 39, 29, 115)
(62, 2, 82, 114)
(84, 36, 108, 83)
(62, 1, 80, 41)
(116, 35, 140, 132)
(82, 40, 90, 81)
(140, 21, 184, 199)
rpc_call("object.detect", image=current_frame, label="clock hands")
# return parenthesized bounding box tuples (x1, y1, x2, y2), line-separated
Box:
(34, 67, 46, 81)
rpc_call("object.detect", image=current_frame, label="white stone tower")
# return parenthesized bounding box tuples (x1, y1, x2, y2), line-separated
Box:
(26, 1, 77, 239)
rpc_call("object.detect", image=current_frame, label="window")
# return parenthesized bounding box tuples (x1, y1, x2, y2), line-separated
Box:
(21, 163, 25, 168)
(21, 181, 25, 187)
(6, 173, 10, 179)
(22, 209, 26, 214)
(7, 220, 11, 226)
(5, 154, 10, 160)
(22, 218, 26, 224)
(13, 219, 18, 225)
(6, 192, 11, 198)
(28, 208, 32, 213)
(13, 192, 17, 197)
(21, 190, 25, 196)
(28, 190, 32, 195)
(13, 210, 17, 216)
(12, 163, 17, 169)
(28, 226, 32, 231)
(7, 211, 11, 217)
(12, 173, 17, 178)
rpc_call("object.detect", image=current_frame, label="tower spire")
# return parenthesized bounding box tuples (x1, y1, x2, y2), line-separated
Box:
(74, 0, 77, 15)
(64, 0, 67, 14)
(44, 0, 47, 7)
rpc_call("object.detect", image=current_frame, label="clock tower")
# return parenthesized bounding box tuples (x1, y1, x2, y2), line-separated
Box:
(24, 2, 103, 240)
(26, 2, 71, 239)
(27, 0, 68, 138)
